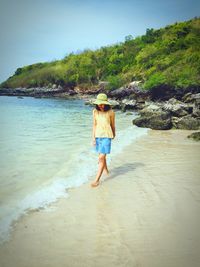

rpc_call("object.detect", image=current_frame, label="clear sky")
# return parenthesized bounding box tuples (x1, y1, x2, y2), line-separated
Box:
(0, 0, 199, 83)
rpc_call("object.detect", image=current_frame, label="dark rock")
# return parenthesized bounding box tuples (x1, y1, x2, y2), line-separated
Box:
(172, 115, 200, 130)
(192, 94, 200, 117)
(120, 99, 137, 112)
(187, 132, 200, 141)
(135, 102, 147, 110)
(108, 86, 135, 99)
(98, 81, 110, 90)
(148, 85, 178, 101)
(149, 86, 200, 102)
(132, 110, 172, 130)
(138, 102, 162, 116)
(162, 98, 193, 117)
(182, 92, 200, 103)
(182, 92, 193, 103)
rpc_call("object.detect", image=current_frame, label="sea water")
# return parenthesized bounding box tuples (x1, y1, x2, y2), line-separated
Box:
(0, 95, 149, 244)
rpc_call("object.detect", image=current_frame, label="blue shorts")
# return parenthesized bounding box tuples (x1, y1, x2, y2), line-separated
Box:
(95, 137, 112, 154)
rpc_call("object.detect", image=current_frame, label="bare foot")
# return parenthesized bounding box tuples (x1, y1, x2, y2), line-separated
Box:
(90, 181, 100, 187)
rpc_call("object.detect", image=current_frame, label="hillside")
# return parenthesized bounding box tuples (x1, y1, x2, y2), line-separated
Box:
(0, 16, 200, 93)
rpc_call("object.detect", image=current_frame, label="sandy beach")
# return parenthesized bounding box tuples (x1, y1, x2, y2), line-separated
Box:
(0, 129, 200, 267)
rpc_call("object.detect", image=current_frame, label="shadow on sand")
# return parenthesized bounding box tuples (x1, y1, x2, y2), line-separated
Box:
(103, 162, 144, 183)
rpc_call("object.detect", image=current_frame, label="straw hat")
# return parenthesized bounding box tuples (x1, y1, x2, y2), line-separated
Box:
(93, 93, 111, 105)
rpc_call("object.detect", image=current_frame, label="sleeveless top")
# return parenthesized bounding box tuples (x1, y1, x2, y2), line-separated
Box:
(94, 109, 114, 138)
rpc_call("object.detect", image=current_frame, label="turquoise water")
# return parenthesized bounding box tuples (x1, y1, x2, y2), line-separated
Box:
(0, 96, 149, 244)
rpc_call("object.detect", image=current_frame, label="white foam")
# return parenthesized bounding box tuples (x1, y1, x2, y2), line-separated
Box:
(0, 122, 149, 245)
(0, 179, 69, 245)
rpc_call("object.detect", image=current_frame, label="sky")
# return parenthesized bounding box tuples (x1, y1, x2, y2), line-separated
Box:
(0, 0, 199, 83)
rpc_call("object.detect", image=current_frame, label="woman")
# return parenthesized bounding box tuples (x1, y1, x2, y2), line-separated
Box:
(91, 93, 116, 187)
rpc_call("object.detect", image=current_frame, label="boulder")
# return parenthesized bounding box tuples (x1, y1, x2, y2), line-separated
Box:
(162, 99, 193, 117)
(120, 99, 137, 112)
(172, 115, 200, 130)
(128, 81, 142, 87)
(187, 132, 200, 141)
(52, 84, 57, 89)
(132, 110, 172, 130)
(148, 85, 177, 101)
(182, 92, 200, 103)
(135, 102, 147, 110)
(108, 86, 136, 99)
(138, 102, 162, 116)
(98, 81, 110, 90)
(108, 99, 121, 109)
(193, 104, 200, 117)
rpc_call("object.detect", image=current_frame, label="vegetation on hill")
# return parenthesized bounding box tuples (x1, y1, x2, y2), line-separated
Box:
(1, 17, 199, 92)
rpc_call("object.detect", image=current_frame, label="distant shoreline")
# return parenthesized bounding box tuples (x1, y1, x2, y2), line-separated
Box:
(1, 90, 200, 132)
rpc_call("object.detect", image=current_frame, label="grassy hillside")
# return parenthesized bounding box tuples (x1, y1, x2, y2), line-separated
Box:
(1, 16, 200, 92)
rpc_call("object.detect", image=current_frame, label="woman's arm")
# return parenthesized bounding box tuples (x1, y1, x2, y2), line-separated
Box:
(110, 110, 116, 138)
(92, 109, 96, 143)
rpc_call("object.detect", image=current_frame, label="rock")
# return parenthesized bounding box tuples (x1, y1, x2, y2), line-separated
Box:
(52, 84, 57, 89)
(192, 94, 200, 117)
(172, 115, 200, 130)
(120, 99, 137, 112)
(139, 102, 162, 116)
(129, 89, 150, 102)
(98, 81, 110, 90)
(58, 85, 63, 90)
(132, 110, 172, 130)
(135, 102, 146, 110)
(182, 93, 200, 103)
(47, 83, 52, 88)
(74, 86, 101, 95)
(193, 104, 200, 117)
(149, 85, 177, 101)
(108, 86, 136, 99)
(187, 132, 200, 141)
(68, 89, 77, 95)
(109, 99, 121, 109)
(162, 99, 193, 117)
(128, 81, 142, 87)
(182, 92, 193, 102)
(168, 97, 181, 104)
(84, 99, 94, 105)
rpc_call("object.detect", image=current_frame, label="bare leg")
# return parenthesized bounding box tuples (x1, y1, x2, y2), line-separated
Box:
(91, 154, 106, 187)
(98, 154, 109, 175)
(104, 157, 109, 175)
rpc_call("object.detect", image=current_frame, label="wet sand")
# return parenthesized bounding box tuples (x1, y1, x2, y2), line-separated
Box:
(0, 129, 200, 267)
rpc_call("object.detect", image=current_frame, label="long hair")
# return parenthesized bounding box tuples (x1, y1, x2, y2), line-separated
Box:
(95, 104, 111, 111)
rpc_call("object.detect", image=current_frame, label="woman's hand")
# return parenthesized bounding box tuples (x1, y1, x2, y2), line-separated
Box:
(92, 138, 96, 146)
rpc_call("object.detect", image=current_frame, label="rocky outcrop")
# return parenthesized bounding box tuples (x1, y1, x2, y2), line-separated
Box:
(108, 82, 150, 102)
(0, 85, 77, 97)
(132, 110, 172, 130)
(187, 132, 200, 141)
(172, 115, 200, 130)
(131, 95, 200, 130)
(162, 98, 193, 117)
(1, 79, 200, 131)
(121, 99, 137, 112)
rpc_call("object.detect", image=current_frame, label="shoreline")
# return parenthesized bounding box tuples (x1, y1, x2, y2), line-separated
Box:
(0, 129, 200, 267)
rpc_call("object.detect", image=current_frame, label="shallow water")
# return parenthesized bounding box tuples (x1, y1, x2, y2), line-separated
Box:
(0, 95, 149, 243)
